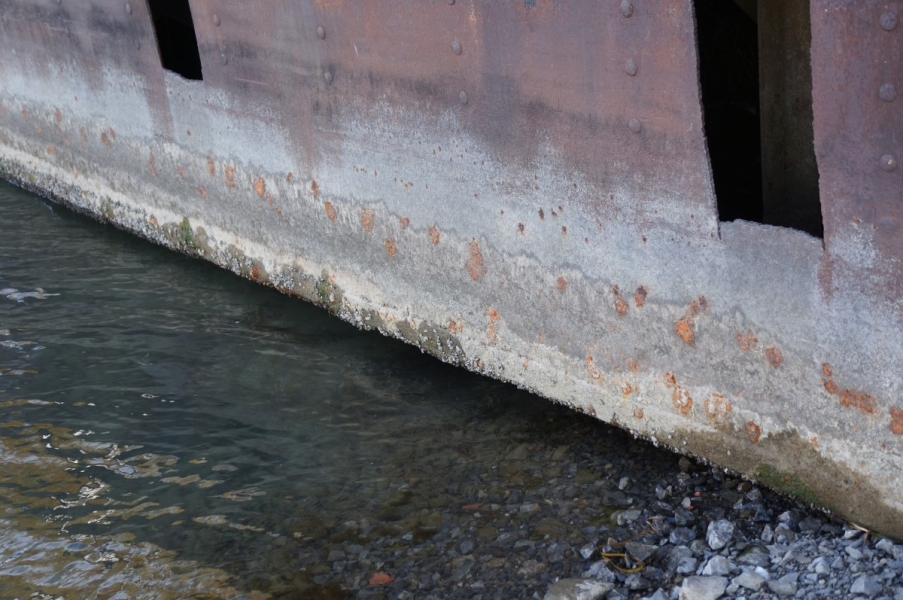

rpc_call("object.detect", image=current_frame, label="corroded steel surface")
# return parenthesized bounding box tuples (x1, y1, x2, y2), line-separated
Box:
(0, 1, 902, 538)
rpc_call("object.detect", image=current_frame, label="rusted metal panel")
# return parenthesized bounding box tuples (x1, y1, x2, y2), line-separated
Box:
(1, 0, 903, 539)
(811, 1, 902, 302)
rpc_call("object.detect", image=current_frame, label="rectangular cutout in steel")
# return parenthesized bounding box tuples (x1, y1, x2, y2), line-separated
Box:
(695, 0, 823, 237)
(147, 0, 203, 81)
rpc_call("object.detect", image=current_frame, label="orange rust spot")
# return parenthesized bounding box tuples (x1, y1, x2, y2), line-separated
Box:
(556, 276, 567, 292)
(54, 108, 62, 123)
(361, 209, 375, 232)
(663, 372, 677, 386)
(323, 201, 337, 221)
(250, 265, 260, 280)
(622, 382, 634, 397)
(199, 186, 208, 199)
(224, 165, 236, 188)
(839, 389, 878, 415)
(810, 435, 819, 449)
(821, 363, 833, 377)
(633, 407, 644, 419)
(47, 145, 55, 155)
(385, 238, 397, 257)
(467, 239, 487, 281)
(823, 378, 838, 395)
(736, 330, 758, 352)
(486, 307, 501, 344)
(746, 422, 761, 443)
(399, 217, 410, 229)
(629, 360, 639, 373)
(611, 285, 628, 317)
(428, 225, 440, 245)
(634, 286, 648, 308)
(704, 393, 732, 426)
(254, 177, 266, 197)
(671, 388, 693, 416)
(100, 131, 110, 145)
(765, 346, 783, 369)
(447, 319, 464, 334)
(675, 318, 695, 346)
(890, 407, 903, 435)
(148, 216, 159, 227)
(148, 152, 158, 177)
(286, 172, 294, 183)
(206, 156, 215, 176)
(586, 356, 603, 380)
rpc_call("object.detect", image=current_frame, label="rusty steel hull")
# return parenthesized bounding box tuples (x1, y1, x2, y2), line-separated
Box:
(0, 1, 901, 536)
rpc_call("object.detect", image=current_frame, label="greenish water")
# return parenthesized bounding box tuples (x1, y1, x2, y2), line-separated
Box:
(0, 180, 699, 599)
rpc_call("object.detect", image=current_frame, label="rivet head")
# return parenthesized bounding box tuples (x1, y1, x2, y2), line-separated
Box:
(628, 117, 642, 133)
(459, 91, 468, 105)
(880, 154, 897, 172)
(125, 3, 132, 15)
(625, 58, 638, 76)
(880, 11, 898, 31)
(324, 70, 333, 84)
(879, 83, 897, 102)
(316, 25, 325, 40)
(620, 0, 634, 18)
(213, 14, 221, 26)
(219, 53, 228, 65)
(452, 40, 462, 55)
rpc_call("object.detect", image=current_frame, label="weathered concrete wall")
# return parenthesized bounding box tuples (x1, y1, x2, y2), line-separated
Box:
(0, 1, 901, 536)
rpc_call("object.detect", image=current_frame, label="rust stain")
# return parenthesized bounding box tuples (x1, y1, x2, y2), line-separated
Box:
(610, 285, 628, 317)
(823, 378, 839, 395)
(54, 108, 62, 123)
(428, 225, 440, 245)
(765, 346, 783, 369)
(100, 131, 110, 145)
(224, 165, 236, 188)
(47, 144, 54, 155)
(399, 217, 410, 229)
(839, 389, 878, 415)
(206, 156, 215, 176)
(486, 307, 501, 344)
(633, 407, 644, 419)
(890, 407, 903, 435)
(385, 238, 397, 257)
(810, 435, 819, 449)
(663, 372, 677, 387)
(675, 319, 695, 346)
(746, 422, 761, 443)
(361, 209, 375, 232)
(586, 356, 603, 380)
(822, 363, 833, 377)
(323, 201, 337, 221)
(250, 265, 260, 280)
(254, 177, 266, 197)
(148, 152, 158, 177)
(447, 319, 464, 334)
(467, 239, 487, 281)
(310, 179, 319, 198)
(621, 382, 634, 397)
(286, 172, 294, 183)
(556, 276, 567, 292)
(634, 286, 648, 308)
(704, 393, 732, 426)
(671, 388, 693, 416)
(736, 330, 758, 352)
(199, 186, 208, 200)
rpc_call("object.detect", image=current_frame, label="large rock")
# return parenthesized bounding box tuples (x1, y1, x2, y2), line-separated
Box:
(543, 578, 614, 600)
(678, 576, 728, 600)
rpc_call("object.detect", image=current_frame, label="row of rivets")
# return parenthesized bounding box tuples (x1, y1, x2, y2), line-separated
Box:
(622, 3, 640, 132)
(879, 11, 897, 171)
(445, 0, 467, 105)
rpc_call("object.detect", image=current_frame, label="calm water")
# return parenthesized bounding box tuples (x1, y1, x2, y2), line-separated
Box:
(0, 180, 746, 599)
